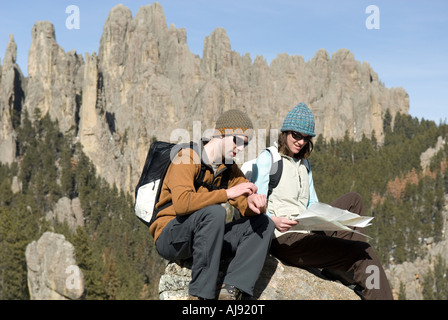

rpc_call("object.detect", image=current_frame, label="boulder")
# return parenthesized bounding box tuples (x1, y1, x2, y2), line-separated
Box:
(25, 232, 85, 300)
(159, 255, 361, 300)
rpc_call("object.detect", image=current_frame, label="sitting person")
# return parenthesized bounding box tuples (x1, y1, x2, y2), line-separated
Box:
(150, 109, 275, 300)
(252, 103, 393, 300)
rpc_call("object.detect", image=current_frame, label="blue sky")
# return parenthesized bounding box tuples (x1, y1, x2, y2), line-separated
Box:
(1, 0, 447, 123)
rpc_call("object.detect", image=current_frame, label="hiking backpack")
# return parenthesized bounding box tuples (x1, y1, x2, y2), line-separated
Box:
(134, 141, 230, 227)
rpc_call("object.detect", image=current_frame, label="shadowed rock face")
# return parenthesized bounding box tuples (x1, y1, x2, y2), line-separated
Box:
(159, 255, 360, 300)
(0, 3, 409, 193)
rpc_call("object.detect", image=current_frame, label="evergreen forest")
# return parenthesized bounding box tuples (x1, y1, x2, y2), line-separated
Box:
(0, 108, 447, 299)
(0, 109, 165, 300)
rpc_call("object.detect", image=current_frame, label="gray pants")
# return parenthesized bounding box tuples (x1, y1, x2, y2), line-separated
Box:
(156, 204, 275, 299)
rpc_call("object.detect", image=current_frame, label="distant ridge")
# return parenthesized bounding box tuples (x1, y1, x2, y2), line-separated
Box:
(0, 2, 409, 192)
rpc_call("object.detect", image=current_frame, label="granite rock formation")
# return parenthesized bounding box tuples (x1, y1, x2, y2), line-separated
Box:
(0, 2, 409, 194)
(45, 197, 84, 232)
(0, 35, 24, 164)
(25, 232, 85, 300)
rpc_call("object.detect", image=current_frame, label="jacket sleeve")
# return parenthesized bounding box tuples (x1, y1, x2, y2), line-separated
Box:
(251, 150, 274, 217)
(165, 151, 228, 215)
(253, 150, 272, 198)
(307, 167, 319, 207)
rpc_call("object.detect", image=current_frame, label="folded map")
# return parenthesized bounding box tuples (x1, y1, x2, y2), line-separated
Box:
(290, 202, 373, 237)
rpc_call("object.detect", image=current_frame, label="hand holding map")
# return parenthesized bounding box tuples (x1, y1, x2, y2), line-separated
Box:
(290, 202, 373, 237)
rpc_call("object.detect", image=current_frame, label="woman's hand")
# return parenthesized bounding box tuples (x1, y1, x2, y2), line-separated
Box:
(271, 216, 298, 233)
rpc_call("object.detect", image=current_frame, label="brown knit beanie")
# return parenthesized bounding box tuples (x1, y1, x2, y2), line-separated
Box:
(215, 109, 254, 139)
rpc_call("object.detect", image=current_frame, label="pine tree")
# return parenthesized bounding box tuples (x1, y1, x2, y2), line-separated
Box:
(16, 109, 35, 156)
(102, 252, 121, 300)
(383, 109, 392, 136)
(60, 137, 75, 198)
(423, 255, 448, 300)
(0, 205, 38, 299)
(422, 268, 435, 300)
(72, 226, 105, 300)
(432, 255, 448, 300)
(0, 178, 13, 206)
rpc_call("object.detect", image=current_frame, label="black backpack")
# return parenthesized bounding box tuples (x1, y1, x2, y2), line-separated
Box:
(134, 141, 230, 227)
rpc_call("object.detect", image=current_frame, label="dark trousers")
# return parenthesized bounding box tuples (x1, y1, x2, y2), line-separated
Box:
(156, 204, 275, 299)
(270, 192, 394, 300)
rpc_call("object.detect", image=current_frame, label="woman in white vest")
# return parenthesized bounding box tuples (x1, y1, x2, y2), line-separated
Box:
(253, 103, 393, 300)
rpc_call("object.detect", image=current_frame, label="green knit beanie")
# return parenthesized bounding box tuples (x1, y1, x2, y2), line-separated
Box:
(215, 109, 254, 139)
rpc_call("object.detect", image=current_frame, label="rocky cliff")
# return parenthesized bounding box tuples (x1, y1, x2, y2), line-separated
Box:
(0, 2, 409, 193)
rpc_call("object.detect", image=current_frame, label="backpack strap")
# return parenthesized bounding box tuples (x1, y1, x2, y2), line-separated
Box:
(303, 158, 311, 172)
(194, 164, 209, 191)
(266, 146, 283, 198)
(265, 147, 311, 198)
(182, 142, 212, 192)
(220, 165, 231, 189)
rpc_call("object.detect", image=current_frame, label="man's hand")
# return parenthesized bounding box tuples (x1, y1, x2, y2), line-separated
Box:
(247, 194, 267, 214)
(226, 182, 257, 200)
(271, 216, 298, 233)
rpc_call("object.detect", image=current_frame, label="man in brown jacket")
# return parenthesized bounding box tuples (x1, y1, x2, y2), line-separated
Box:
(150, 110, 275, 300)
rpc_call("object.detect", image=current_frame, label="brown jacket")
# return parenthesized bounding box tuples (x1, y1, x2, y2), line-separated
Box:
(149, 145, 258, 243)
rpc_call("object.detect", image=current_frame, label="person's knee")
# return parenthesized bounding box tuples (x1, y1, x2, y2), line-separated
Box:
(200, 204, 227, 224)
(250, 214, 276, 236)
(346, 192, 362, 203)
(346, 192, 364, 215)
(354, 192, 363, 201)
(350, 241, 374, 262)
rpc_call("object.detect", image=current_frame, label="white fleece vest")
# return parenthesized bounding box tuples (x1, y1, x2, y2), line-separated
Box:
(268, 155, 310, 237)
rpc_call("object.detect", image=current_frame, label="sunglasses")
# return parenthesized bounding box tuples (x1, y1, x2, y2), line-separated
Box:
(290, 131, 311, 142)
(233, 136, 249, 148)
